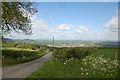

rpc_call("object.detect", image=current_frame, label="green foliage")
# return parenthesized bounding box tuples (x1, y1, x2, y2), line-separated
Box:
(2, 49, 35, 59)
(17, 54, 45, 63)
(53, 47, 97, 59)
(2, 49, 48, 66)
(2, 1, 37, 35)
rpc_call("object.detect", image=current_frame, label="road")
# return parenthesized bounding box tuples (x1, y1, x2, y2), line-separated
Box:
(2, 52, 52, 78)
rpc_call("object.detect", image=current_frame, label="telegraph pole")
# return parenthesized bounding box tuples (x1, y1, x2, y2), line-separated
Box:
(53, 36, 54, 49)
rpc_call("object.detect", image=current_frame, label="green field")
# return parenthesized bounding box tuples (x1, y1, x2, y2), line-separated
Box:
(26, 48, 118, 78)
(2, 47, 36, 51)
(93, 48, 118, 60)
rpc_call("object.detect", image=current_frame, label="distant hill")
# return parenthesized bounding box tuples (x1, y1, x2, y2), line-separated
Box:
(24, 39, 34, 41)
(2, 38, 119, 48)
(3, 38, 15, 43)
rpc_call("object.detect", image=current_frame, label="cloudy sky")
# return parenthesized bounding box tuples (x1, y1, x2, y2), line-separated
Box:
(6, 2, 118, 41)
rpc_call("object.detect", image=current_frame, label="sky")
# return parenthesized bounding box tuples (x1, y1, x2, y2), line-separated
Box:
(6, 2, 118, 41)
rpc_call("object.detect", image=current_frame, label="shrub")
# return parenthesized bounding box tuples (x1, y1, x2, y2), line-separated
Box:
(53, 47, 97, 59)
(2, 50, 35, 59)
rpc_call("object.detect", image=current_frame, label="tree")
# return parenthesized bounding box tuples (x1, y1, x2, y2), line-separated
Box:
(1, 1, 37, 36)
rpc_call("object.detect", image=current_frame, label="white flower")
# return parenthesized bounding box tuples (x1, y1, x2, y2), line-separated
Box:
(81, 68, 83, 70)
(83, 59, 86, 61)
(64, 62, 66, 64)
(103, 60, 107, 63)
(22, 56, 26, 59)
(86, 73, 88, 75)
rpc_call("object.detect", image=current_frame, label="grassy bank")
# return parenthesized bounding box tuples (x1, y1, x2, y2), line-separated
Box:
(26, 48, 118, 78)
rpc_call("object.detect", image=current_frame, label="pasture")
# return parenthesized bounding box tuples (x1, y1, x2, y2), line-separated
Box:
(93, 48, 118, 60)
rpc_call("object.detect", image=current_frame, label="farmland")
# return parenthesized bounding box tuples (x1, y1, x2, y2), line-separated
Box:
(26, 48, 119, 78)
(93, 48, 118, 60)
(2, 39, 119, 78)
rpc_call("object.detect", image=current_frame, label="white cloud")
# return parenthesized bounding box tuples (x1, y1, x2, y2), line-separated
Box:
(58, 24, 89, 32)
(75, 30, 83, 33)
(32, 20, 50, 31)
(58, 24, 74, 31)
(78, 26, 89, 32)
(31, 15, 36, 22)
(103, 16, 118, 32)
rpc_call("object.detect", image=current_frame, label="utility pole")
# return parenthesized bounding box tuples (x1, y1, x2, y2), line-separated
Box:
(53, 36, 54, 48)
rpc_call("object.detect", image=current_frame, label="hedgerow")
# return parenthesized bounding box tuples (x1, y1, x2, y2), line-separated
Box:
(53, 47, 97, 59)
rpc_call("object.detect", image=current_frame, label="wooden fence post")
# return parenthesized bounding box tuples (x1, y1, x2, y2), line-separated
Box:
(115, 50, 117, 61)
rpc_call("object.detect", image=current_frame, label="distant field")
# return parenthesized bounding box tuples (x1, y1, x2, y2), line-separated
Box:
(93, 48, 118, 60)
(4, 38, 119, 48)
(2, 47, 36, 51)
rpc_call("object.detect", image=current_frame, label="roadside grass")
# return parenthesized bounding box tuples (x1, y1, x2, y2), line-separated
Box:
(2, 58, 18, 66)
(26, 48, 118, 78)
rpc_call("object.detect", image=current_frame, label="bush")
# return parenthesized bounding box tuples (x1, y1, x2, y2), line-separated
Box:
(2, 50, 35, 59)
(2, 49, 47, 66)
(53, 47, 97, 59)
